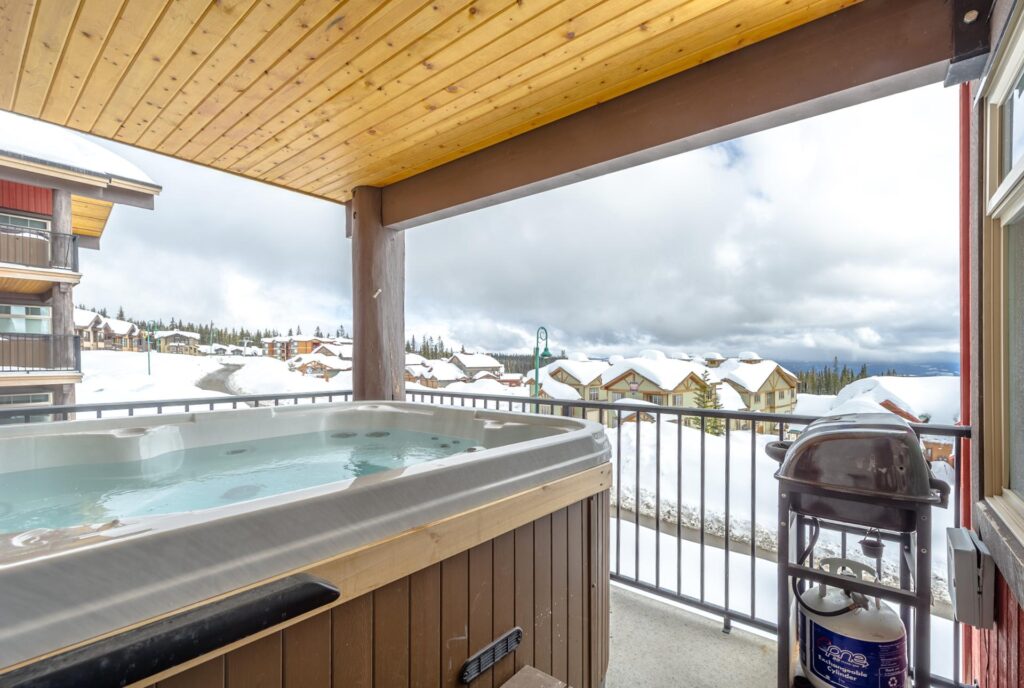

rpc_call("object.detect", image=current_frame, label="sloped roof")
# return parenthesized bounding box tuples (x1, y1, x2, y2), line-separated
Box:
(601, 350, 711, 391)
(539, 377, 581, 401)
(451, 352, 502, 369)
(717, 358, 797, 393)
(101, 317, 138, 336)
(421, 360, 466, 382)
(154, 329, 200, 340)
(73, 308, 102, 328)
(548, 356, 609, 386)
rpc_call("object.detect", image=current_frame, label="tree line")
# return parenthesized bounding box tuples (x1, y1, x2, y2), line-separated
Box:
(796, 357, 898, 395)
(76, 304, 350, 347)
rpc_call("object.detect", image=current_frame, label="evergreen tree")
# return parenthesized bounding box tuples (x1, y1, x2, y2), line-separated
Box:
(287, 327, 294, 337)
(116, 306, 125, 320)
(296, 325, 302, 335)
(695, 372, 725, 435)
(314, 325, 323, 338)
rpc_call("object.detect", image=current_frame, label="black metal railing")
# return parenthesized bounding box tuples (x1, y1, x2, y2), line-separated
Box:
(0, 333, 81, 373)
(0, 387, 971, 686)
(0, 223, 78, 271)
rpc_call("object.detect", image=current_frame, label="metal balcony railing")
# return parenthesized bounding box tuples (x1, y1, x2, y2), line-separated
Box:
(0, 333, 81, 373)
(0, 387, 970, 686)
(0, 223, 79, 271)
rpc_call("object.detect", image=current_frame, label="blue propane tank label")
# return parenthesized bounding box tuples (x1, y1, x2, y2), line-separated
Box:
(805, 617, 907, 688)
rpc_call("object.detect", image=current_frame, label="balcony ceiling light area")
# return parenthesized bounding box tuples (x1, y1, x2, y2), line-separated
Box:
(0, 0, 859, 204)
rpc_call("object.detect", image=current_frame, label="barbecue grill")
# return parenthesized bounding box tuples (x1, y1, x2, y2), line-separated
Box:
(770, 413, 950, 688)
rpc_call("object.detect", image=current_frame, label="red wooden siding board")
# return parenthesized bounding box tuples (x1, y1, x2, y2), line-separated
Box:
(0, 181, 52, 216)
(971, 570, 1024, 687)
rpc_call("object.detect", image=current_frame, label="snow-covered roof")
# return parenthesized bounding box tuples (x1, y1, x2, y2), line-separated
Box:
(73, 308, 102, 328)
(608, 354, 624, 364)
(0, 111, 159, 190)
(539, 377, 581, 401)
(154, 329, 200, 340)
(701, 352, 725, 361)
(717, 358, 796, 393)
(406, 352, 427, 366)
(601, 350, 711, 391)
(444, 379, 526, 396)
(450, 352, 502, 369)
(102, 317, 137, 336)
(670, 352, 692, 361)
(473, 370, 498, 380)
(715, 383, 745, 411)
(832, 376, 960, 424)
(420, 360, 467, 382)
(548, 356, 609, 386)
(500, 372, 523, 381)
(313, 343, 353, 358)
(738, 351, 762, 361)
(295, 353, 351, 371)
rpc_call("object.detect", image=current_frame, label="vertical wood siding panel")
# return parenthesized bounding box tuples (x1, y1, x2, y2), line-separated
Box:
(441, 551, 469, 688)
(283, 613, 331, 688)
(567, 501, 584, 688)
(374, 577, 411, 688)
(1007, 583, 1018, 688)
(492, 531, 516, 685)
(158, 656, 224, 688)
(410, 563, 442, 688)
(468, 542, 494, 688)
(998, 578, 1008, 688)
(514, 522, 535, 672)
(534, 514, 553, 674)
(0, 181, 52, 215)
(334, 593, 374, 688)
(551, 508, 567, 682)
(226, 633, 282, 688)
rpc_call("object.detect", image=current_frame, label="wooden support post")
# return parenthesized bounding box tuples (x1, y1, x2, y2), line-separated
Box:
(50, 189, 75, 406)
(351, 186, 405, 401)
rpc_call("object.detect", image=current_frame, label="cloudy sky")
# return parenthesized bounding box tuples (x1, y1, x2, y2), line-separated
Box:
(75, 83, 960, 363)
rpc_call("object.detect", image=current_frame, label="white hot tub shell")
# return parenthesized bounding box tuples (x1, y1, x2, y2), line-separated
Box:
(0, 401, 610, 670)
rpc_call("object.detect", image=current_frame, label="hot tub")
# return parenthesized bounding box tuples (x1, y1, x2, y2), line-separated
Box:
(0, 402, 611, 687)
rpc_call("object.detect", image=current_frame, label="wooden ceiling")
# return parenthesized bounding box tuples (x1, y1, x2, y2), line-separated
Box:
(70, 196, 113, 238)
(0, 0, 859, 204)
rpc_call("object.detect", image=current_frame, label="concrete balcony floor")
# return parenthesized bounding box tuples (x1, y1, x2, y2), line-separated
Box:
(607, 584, 775, 688)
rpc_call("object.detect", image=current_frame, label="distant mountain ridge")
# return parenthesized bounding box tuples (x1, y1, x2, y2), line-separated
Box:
(778, 360, 960, 377)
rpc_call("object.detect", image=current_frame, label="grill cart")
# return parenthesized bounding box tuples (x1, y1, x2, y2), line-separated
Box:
(767, 414, 950, 688)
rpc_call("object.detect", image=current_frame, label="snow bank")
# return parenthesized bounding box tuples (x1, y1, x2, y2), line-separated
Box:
(78, 351, 225, 409)
(226, 357, 350, 395)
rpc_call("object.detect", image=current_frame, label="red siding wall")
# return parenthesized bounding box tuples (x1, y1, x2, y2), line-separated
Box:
(0, 181, 52, 216)
(970, 570, 1023, 687)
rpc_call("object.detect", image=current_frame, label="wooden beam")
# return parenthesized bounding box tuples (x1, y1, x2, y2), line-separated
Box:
(0, 166, 156, 210)
(380, 0, 955, 230)
(351, 186, 405, 401)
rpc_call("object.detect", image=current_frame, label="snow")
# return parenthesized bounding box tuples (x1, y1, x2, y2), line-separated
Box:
(738, 351, 761, 361)
(716, 358, 794, 393)
(418, 360, 466, 383)
(796, 376, 961, 425)
(450, 352, 502, 370)
(605, 418, 957, 607)
(102, 317, 137, 336)
(314, 343, 353, 358)
(226, 356, 351, 395)
(547, 357, 609, 386)
(601, 352, 711, 390)
(78, 351, 224, 409)
(538, 377, 581, 401)
(153, 329, 200, 340)
(444, 379, 529, 396)
(702, 352, 725, 361)
(0, 111, 157, 187)
(73, 308, 101, 328)
(405, 353, 427, 366)
(834, 376, 961, 424)
(714, 382, 745, 411)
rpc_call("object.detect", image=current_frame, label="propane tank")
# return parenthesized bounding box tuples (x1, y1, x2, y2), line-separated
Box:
(795, 558, 907, 688)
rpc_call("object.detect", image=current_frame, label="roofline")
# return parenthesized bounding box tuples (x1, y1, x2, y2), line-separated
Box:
(0, 157, 160, 210)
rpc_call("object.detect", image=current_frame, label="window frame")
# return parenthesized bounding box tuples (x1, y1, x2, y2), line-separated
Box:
(979, 4, 1024, 561)
(0, 304, 53, 334)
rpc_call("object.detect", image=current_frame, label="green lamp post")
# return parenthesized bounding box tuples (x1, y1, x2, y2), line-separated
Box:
(532, 326, 552, 412)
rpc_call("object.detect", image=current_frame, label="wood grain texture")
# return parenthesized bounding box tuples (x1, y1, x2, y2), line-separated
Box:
(971, 572, 1024, 687)
(0, 0, 860, 202)
(111, 491, 610, 688)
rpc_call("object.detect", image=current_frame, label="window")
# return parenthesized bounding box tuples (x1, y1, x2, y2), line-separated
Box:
(0, 212, 48, 231)
(588, 387, 599, 401)
(777, 390, 785, 402)
(643, 393, 663, 404)
(611, 392, 623, 402)
(672, 394, 684, 406)
(754, 393, 761, 404)
(0, 392, 53, 425)
(0, 305, 52, 334)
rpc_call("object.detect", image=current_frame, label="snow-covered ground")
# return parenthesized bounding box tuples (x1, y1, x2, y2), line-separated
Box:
(605, 417, 957, 603)
(224, 356, 351, 396)
(78, 350, 227, 405)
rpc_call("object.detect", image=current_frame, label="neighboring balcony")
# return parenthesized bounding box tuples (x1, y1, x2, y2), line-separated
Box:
(0, 334, 82, 384)
(0, 223, 81, 294)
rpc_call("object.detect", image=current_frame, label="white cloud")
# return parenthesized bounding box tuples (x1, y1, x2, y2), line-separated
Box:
(78, 83, 959, 362)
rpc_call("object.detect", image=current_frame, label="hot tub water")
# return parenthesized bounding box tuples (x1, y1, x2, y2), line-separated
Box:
(0, 429, 473, 534)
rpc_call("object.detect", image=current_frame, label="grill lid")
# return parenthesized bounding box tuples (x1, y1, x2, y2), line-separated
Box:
(774, 413, 941, 503)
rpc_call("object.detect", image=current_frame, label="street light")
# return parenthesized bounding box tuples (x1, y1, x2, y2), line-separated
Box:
(533, 326, 552, 412)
